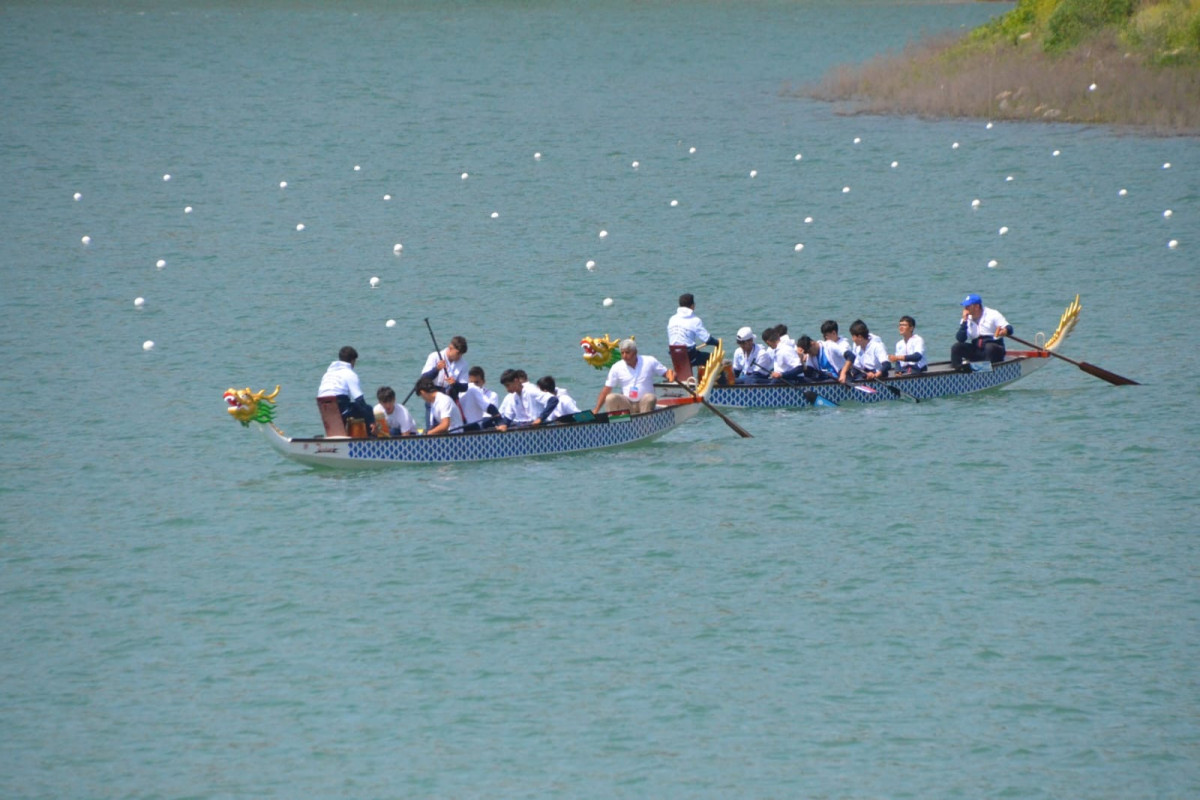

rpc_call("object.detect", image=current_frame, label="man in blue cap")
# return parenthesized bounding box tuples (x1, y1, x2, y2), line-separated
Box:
(952, 294, 1012, 371)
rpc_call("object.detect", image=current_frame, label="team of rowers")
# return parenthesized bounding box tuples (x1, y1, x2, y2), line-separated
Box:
(316, 292, 1011, 436)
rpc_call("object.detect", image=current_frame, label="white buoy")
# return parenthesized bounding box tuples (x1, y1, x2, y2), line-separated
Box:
(279, 181, 288, 189)
(988, 259, 998, 268)
(602, 297, 613, 307)
(1005, 176, 1014, 182)
(156, 259, 166, 268)
(586, 260, 595, 271)
(794, 153, 802, 161)
(1163, 162, 1171, 169)
(853, 137, 861, 144)
(804, 216, 813, 224)
(134, 297, 145, 307)
(296, 223, 305, 231)
(490, 211, 499, 219)
(383, 194, 391, 201)
(81, 235, 91, 245)
(461, 172, 469, 180)
(1168, 240, 1178, 249)
(162, 174, 171, 182)
(598, 229, 608, 239)
(971, 199, 981, 209)
(749, 170, 757, 178)
(184, 206, 193, 214)
(73, 192, 82, 201)
(534, 152, 542, 160)
(1118, 188, 1128, 196)
(393, 243, 403, 253)
(386, 319, 396, 328)
(891, 161, 899, 168)
(689, 147, 696, 154)
(143, 340, 155, 351)
(1089, 83, 1097, 92)
(986, 122, 994, 129)
(952, 142, 960, 149)
(842, 186, 850, 193)
(999, 226, 1009, 235)
(670, 199, 678, 207)
(1164, 209, 1173, 218)
(631, 161, 639, 169)
(354, 165, 362, 172)
(794, 243, 804, 252)
(1053, 150, 1061, 156)
(369, 277, 380, 288)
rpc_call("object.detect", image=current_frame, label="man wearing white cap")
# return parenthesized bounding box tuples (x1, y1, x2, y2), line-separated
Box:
(952, 294, 1012, 371)
(731, 326, 773, 384)
(593, 339, 675, 415)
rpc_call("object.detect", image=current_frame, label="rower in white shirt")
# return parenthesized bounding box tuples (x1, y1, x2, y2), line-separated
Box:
(415, 377, 463, 435)
(889, 315, 927, 373)
(537, 376, 580, 421)
(845, 319, 891, 382)
(763, 326, 803, 382)
(730, 327, 773, 384)
(372, 386, 417, 436)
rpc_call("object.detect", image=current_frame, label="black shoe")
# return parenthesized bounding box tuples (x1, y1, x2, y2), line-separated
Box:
(956, 363, 974, 373)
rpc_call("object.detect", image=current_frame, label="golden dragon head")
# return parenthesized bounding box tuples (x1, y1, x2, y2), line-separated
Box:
(580, 334, 626, 369)
(223, 385, 281, 427)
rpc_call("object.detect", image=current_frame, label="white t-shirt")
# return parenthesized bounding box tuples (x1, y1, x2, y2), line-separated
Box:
(732, 343, 773, 377)
(317, 360, 364, 399)
(966, 307, 1010, 340)
(427, 392, 463, 432)
(852, 333, 890, 373)
(421, 349, 469, 390)
(771, 342, 801, 373)
(605, 355, 669, 400)
(373, 402, 416, 435)
(819, 337, 851, 374)
(667, 307, 713, 347)
(546, 388, 580, 421)
(500, 390, 533, 423)
(894, 333, 927, 370)
(457, 384, 496, 425)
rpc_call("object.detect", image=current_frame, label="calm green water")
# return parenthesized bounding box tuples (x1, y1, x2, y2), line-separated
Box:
(3, 1, 1198, 797)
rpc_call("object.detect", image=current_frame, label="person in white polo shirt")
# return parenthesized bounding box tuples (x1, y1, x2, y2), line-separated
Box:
(889, 315, 928, 374)
(593, 339, 675, 415)
(730, 326, 773, 384)
(952, 294, 1012, 370)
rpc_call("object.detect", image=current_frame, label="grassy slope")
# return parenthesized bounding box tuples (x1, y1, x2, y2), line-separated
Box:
(806, 0, 1200, 134)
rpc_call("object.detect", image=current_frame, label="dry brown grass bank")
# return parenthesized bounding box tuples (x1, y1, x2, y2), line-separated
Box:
(805, 31, 1200, 135)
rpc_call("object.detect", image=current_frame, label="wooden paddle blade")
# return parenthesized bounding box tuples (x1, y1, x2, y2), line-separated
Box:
(1080, 361, 1140, 386)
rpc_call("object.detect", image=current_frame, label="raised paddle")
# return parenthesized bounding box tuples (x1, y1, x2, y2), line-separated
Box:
(673, 380, 752, 438)
(1007, 334, 1139, 386)
(402, 317, 460, 403)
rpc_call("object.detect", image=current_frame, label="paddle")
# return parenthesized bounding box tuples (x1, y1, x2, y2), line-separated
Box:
(1007, 334, 1139, 386)
(865, 378, 919, 403)
(403, 318, 461, 404)
(672, 380, 752, 438)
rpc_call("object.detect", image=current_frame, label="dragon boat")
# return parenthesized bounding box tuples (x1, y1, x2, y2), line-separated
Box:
(587, 297, 1081, 409)
(223, 347, 725, 468)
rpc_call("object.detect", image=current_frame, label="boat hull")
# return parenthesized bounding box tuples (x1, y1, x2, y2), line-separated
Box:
(658, 356, 1052, 408)
(259, 402, 704, 467)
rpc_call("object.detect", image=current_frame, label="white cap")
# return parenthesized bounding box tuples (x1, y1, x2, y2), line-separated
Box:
(736, 326, 754, 342)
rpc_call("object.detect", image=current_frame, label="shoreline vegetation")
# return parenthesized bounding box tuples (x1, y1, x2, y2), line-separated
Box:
(801, 0, 1200, 135)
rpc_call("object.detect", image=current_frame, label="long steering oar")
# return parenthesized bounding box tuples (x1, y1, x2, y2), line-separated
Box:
(673, 380, 752, 438)
(1008, 334, 1139, 386)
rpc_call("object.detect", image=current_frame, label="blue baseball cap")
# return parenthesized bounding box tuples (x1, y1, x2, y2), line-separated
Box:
(961, 293, 982, 307)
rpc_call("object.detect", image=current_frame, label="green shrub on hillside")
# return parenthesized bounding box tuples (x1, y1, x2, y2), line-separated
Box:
(1124, 0, 1200, 63)
(1045, 0, 1134, 51)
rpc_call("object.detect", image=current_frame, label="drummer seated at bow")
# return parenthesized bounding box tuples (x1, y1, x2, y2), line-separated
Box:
(845, 320, 891, 382)
(593, 338, 674, 415)
(951, 294, 1013, 371)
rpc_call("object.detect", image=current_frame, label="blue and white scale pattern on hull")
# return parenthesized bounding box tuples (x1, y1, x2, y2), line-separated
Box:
(344, 408, 686, 463)
(705, 361, 1025, 407)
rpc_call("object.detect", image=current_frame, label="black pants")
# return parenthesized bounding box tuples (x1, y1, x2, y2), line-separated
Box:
(952, 340, 1005, 366)
(337, 394, 376, 432)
